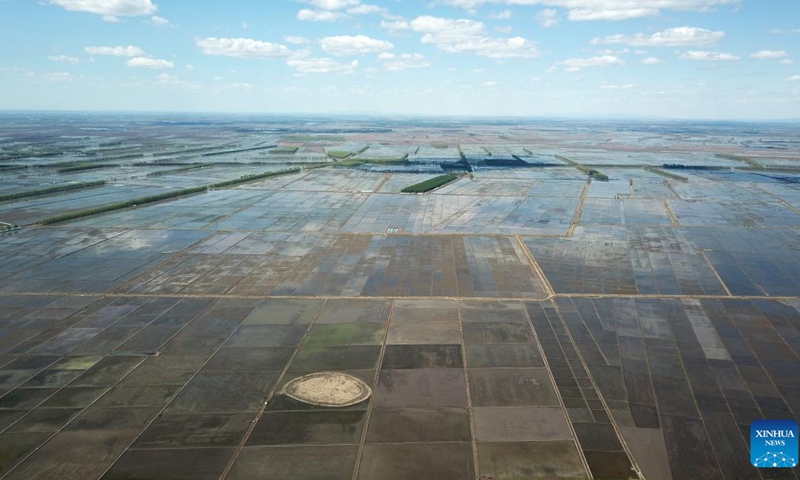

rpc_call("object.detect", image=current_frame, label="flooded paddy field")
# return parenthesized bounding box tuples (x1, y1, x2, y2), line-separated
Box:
(1, 114, 800, 480)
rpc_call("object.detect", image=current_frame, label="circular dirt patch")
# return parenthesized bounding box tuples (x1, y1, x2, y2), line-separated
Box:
(282, 372, 372, 407)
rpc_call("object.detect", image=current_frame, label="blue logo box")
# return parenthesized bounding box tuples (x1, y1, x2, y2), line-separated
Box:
(751, 419, 798, 468)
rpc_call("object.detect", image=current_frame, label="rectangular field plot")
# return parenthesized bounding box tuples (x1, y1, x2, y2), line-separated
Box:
(524, 237, 637, 294)
(433, 177, 538, 196)
(579, 199, 625, 225)
(270, 169, 386, 193)
(68, 189, 272, 229)
(580, 197, 680, 227)
(0, 228, 210, 294)
(670, 180, 774, 202)
(0, 184, 169, 225)
(668, 199, 800, 227)
(629, 179, 679, 200)
(586, 179, 632, 198)
(438, 197, 577, 235)
(753, 182, 800, 206)
(411, 145, 462, 160)
(338, 195, 577, 235)
(122, 234, 547, 299)
(685, 227, 800, 296)
(524, 228, 727, 295)
(575, 198, 674, 226)
(471, 167, 588, 180)
(526, 179, 588, 198)
(351, 144, 416, 160)
(537, 297, 800, 480)
(622, 199, 674, 225)
(209, 191, 369, 232)
(0, 227, 124, 278)
(340, 194, 476, 234)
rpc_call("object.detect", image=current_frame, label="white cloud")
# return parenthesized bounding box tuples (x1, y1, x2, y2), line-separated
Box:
(785, 75, 800, 82)
(185, 64, 195, 70)
(347, 4, 382, 14)
(679, 50, 739, 61)
(196, 37, 301, 59)
(781, 59, 795, 65)
(489, 10, 512, 19)
(48, 55, 80, 64)
(50, 0, 157, 17)
(47, 72, 74, 82)
(150, 15, 169, 25)
(102, 14, 121, 22)
(127, 57, 173, 68)
(381, 20, 411, 35)
(284, 35, 311, 44)
(155, 73, 201, 89)
(320, 35, 393, 56)
(297, 9, 348, 21)
(301, 0, 359, 9)
(537, 9, 560, 27)
(567, 8, 657, 20)
(483, 80, 499, 86)
(772, 28, 800, 35)
(299, 0, 383, 16)
(222, 82, 253, 90)
(641, 56, 664, 65)
(85, 45, 146, 57)
(601, 83, 635, 90)
(561, 55, 625, 71)
(410, 16, 540, 59)
(495, 26, 513, 33)
(750, 50, 788, 59)
(377, 52, 431, 71)
(434, 0, 739, 22)
(592, 27, 724, 47)
(286, 57, 358, 74)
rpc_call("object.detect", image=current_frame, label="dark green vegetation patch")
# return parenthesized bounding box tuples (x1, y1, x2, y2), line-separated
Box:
(401, 174, 459, 193)
(269, 146, 300, 154)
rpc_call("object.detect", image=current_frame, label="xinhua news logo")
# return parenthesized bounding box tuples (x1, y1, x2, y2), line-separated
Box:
(751, 419, 798, 469)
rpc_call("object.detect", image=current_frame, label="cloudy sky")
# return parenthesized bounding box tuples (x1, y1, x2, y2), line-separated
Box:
(1, 0, 799, 119)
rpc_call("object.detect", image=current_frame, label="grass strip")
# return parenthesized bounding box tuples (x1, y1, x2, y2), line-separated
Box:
(576, 165, 609, 181)
(401, 174, 459, 193)
(303, 163, 333, 170)
(147, 163, 213, 177)
(644, 166, 688, 182)
(555, 155, 578, 166)
(207, 168, 300, 188)
(57, 163, 117, 173)
(716, 153, 764, 169)
(0, 180, 106, 202)
(327, 150, 353, 159)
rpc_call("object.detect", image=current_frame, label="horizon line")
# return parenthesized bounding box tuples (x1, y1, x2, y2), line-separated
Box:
(1, 109, 799, 124)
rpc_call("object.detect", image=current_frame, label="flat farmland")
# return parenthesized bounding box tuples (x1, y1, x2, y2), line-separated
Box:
(1, 114, 800, 480)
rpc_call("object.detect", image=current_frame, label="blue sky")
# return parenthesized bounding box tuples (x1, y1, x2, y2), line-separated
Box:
(0, 0, 798, 118)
